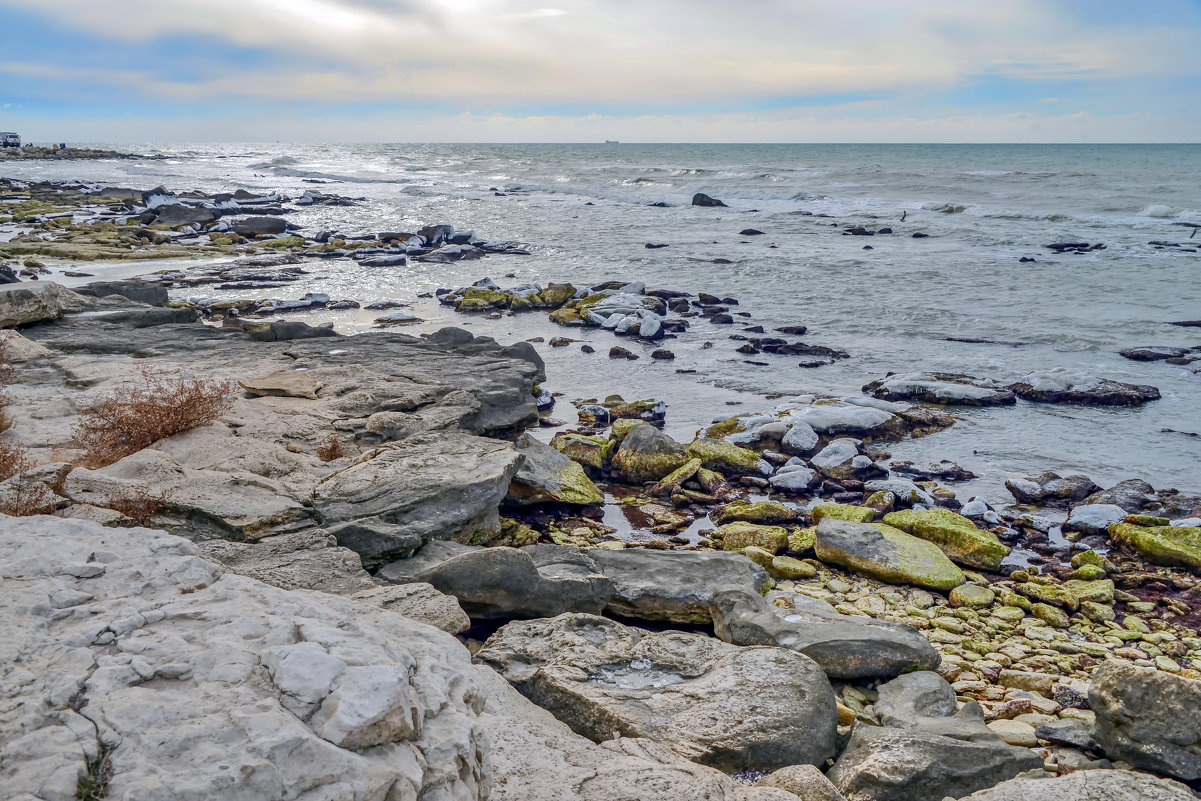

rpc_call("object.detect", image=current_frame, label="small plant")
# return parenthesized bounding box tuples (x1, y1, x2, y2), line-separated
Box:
(76, 739, 115, 801)
(0, 473, 57, 517)
(99, 484, 175, 527)
(315, 433, 346, 462)
(73, 367, 237, 467)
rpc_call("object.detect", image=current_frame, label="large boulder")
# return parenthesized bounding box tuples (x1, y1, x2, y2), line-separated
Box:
(474, 664, 796, 801)
(610, 423, 690, 484)
(590, 548, 772, 624)
(1090, 659, 1201, 780)
(873, 671, 1008, 743)
(954, 769, 1196, 801)
(475, 613, 837, 772)
(883, 508, 1010, 572)
(232, 216, 289, 236)
(378, 541, 614, 620)
(1108, 520, 1201, 571)
(74, 280, 169, 306)
(1006, 471, 1101, 507)
(0, 281, 89, 327)
(0, 516, 489, 801)
(312, 431, 523, 566)
(1010, 370, 1160, 406)
(507, 432, 604, 506)
(814, 518, 966, 591)
(710, 588, 940, 680)
(826, 723, 1043, 801)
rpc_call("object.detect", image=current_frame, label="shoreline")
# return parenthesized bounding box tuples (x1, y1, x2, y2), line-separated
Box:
(3, 171, 1201, 798)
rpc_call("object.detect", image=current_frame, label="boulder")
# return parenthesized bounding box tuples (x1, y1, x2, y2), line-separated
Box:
(685, 437, 771, 476)
(507, 432, 604, 506)
(712, 500, 798, 526)
(827, 723, 1043, 801)
(1108, 520, 1201, 571)
(198, 529, 375, 596)
(152, 203, 221, 227)
(0, 516, 488, 801)
(814, 519, 965, 591)
(1063, 504, 1128, 536)
(954, 769, 1196, 801)
(377, 541, 613, 620)
(883, 508, 1009, 571)
(692, 193, 728, 207)
(1090, 659, 1201, 780)
(350, 583, 472, 634)
(710, 588, 940, 680)
(474, 661, 800, 801)
(1006, 471, 1101, 507)
(718, 522, 790, 554)
(862, 373, 1016, 406)
(591, 548, 772, 624)
(610, 423, 690, 484)
(312, 431, 523, 566)
(232, 216, 289, 236)
(758, 764, 847, 801)
(0, 281, 89, 327)
(475, 613, 837, 771)
(0, 329, 53, 361)
(74, 280, 168, 306)
(1010, 370, 1160, 406)
(550, 432, 614, 474)
(873, 671, 957, 726)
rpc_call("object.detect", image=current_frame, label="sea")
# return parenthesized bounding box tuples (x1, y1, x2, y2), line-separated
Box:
(3, 143, 1199, 507)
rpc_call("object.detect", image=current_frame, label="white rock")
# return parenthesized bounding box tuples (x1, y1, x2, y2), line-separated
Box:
(1064, 504, 1127, 534)
(811, 439, 861, 471)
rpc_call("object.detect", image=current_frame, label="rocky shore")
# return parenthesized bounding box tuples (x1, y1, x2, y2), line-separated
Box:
(2, 177, 1201, 801)
(0, 146, 148, 161)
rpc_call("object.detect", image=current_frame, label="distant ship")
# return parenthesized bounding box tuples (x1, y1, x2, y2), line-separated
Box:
(604, 140, 620, 144)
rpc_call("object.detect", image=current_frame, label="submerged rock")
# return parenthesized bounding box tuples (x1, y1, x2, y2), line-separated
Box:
(475, 613, 837, 772)
(1009, 369, 1161, 406)
(863, 372, 1016, 406)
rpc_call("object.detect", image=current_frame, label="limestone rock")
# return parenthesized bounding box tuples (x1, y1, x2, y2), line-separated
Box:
(350, 583, 471, 634)
(954, 769, 1196, 801)
(198, 529, 375, 595)
(378, 541, 614, 620)
(1090, 659, 1201, 780)
(238, 368, 324, 399)
(312, 431, 523, 566)
(758, 764, 847, 801)
(475, 613, 837, 772)
(507, 432, 604, 506)
(0, 281, 89, 327)
(814, 518, 966, 591)
(0, 515, 488, 801)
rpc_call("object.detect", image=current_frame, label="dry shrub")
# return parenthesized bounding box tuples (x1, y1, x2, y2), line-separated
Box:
(315, 433, 346, 462)
(73, 366, 237, 466)
(0, 437, 22, 482)
(0, 470, 57, 517)
(100, 483, 175, 527)
(0, 340, 12, 434)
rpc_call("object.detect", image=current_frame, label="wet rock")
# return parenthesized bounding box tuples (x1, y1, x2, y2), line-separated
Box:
(611, 423, 690, 484)
(827, 723, 1043, 801)
(814, 518, 966, 591)
(378, 541, 613, 620)
(475, 613, 837, 771)
(1062, 503, 1127, 536)
(1009, 370, 1160, 406)
(232, 216, 288, 236)
(686, 437, 771, 477)
(692, 193, 728, 207)
(651, 348, 675, 359)
(740, 228, 765, 236)
(1120, 346, 1190, 362)
(863, 372, 1016, 406)
(609, 346, 639, 359)
(710, 588, 940, 680)
(1108, 519, 1201, 571)
(1005, 472, 1101, 507)
(1090, 659, 1201, 781)
(508, 432, 605, 507)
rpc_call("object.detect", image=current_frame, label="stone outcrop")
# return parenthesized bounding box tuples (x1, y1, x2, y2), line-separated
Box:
(814, 518, 966, 591)
(475, 613, 837, 771)
(1090, 659, 1201, 781)
(954, 769, 1196, 801)
(0, 281, 89, 327)
(507, 432, 604, 506)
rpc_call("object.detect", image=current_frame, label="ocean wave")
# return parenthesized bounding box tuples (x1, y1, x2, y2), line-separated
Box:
(248, 156, 300, 169)
(964, 170, 1012, 176)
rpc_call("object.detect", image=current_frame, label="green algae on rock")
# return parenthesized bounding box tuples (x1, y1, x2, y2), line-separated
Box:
(883, 507, 1010, 572)
(814, 518, 966, 592)
(1108, 521, 1201, 571)
(712, 500, 798, 526)
(788, 526, 817, 554)
(610, 423, 690, 484)
(812, 504, 877, 524)
(549, 432, 614, 474)
(684, 437, 768, 476)
(717, 522, 790, 554)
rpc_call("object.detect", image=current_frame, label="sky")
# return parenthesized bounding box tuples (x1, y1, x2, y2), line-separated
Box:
(1, 0, 1200, 143)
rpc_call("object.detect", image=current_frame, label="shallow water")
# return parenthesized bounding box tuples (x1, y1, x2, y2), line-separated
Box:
(5, 142, 1199, 505)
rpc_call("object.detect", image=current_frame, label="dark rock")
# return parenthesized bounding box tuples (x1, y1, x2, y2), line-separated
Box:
(863, 372, 1016, 406)
(1005, 471, 1100, 507)
(232, 217, 288, 237)
(710, 314, 734, 324)
(775, 325, 808, 335)
(153, 204, 221, 227)
(1034, 718, 1100, 752)
(739, 229, 764, 236)
(1009, 374, 1160, 406)
(692, 193, 727, 207)
(912, 232, 929, 238)
(1120, 346, 1189, 362)
(609, 346, 638, 360)
(74, 280, 168, 306)
(581, 344, 595, 354)
(0, 265, 18, 284)
(644, 243, 670, 249)
(651, 349, 675, 360)
(1083, 478, 1157, 513)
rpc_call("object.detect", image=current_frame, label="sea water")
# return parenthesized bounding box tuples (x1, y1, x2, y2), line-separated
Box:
(4, 142, 1199, 504)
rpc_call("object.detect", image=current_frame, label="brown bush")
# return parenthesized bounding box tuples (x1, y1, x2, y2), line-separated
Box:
(0, 437, 22, 482)
(100, 484, 175, 527)
(73, 367, 237, 466)
(315, 433, 346, 462)
(0, 474, 57, 517)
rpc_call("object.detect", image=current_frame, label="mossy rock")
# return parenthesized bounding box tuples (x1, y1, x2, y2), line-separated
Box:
(702, 414, 751, 439)
(788, 526, 817, 554)
(1108, 521, 1201, 571)
(771, 555, 818, 580)
(459, 287, 511, 307)
(550, 432, 614, 473)
(261, 236, 305, 250)
(1016, 578, 1114, 612)
(813, 518, 965, 591)
(743, 545, 776, 569)
(549, 307, 585, 326)
(1031, 602, 1070, 628)
(609, 418, 644, 444)
(717, 522, 790, 554)
(883, 507, 1010, 572)
(649, 457, 702, 496)
(1069, 564, 1107, 581)
(611, 424, 690, 485)
(712, 500, 797, 526)
(812, 504, 877, 524)
(533, 283, 576, 308)
(949, 583, 995, 609)
(684, 437, 765, 476)
(1071, 549, 1118, 573)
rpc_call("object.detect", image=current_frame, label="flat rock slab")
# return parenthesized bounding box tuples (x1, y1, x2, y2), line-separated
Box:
(475, 613, 837, 772)
(955, 769, 1196, 801)
(198, 529, 375, 595)
(312, 431, 523, 566)
(1010, 370, 1160, 406)
(0, 515, 487, 801)
(862, 372, 1016, 406)
(239, 369, 324, 399)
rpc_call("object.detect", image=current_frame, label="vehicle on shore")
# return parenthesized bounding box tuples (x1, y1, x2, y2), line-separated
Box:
(1, 132, 21, 148)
